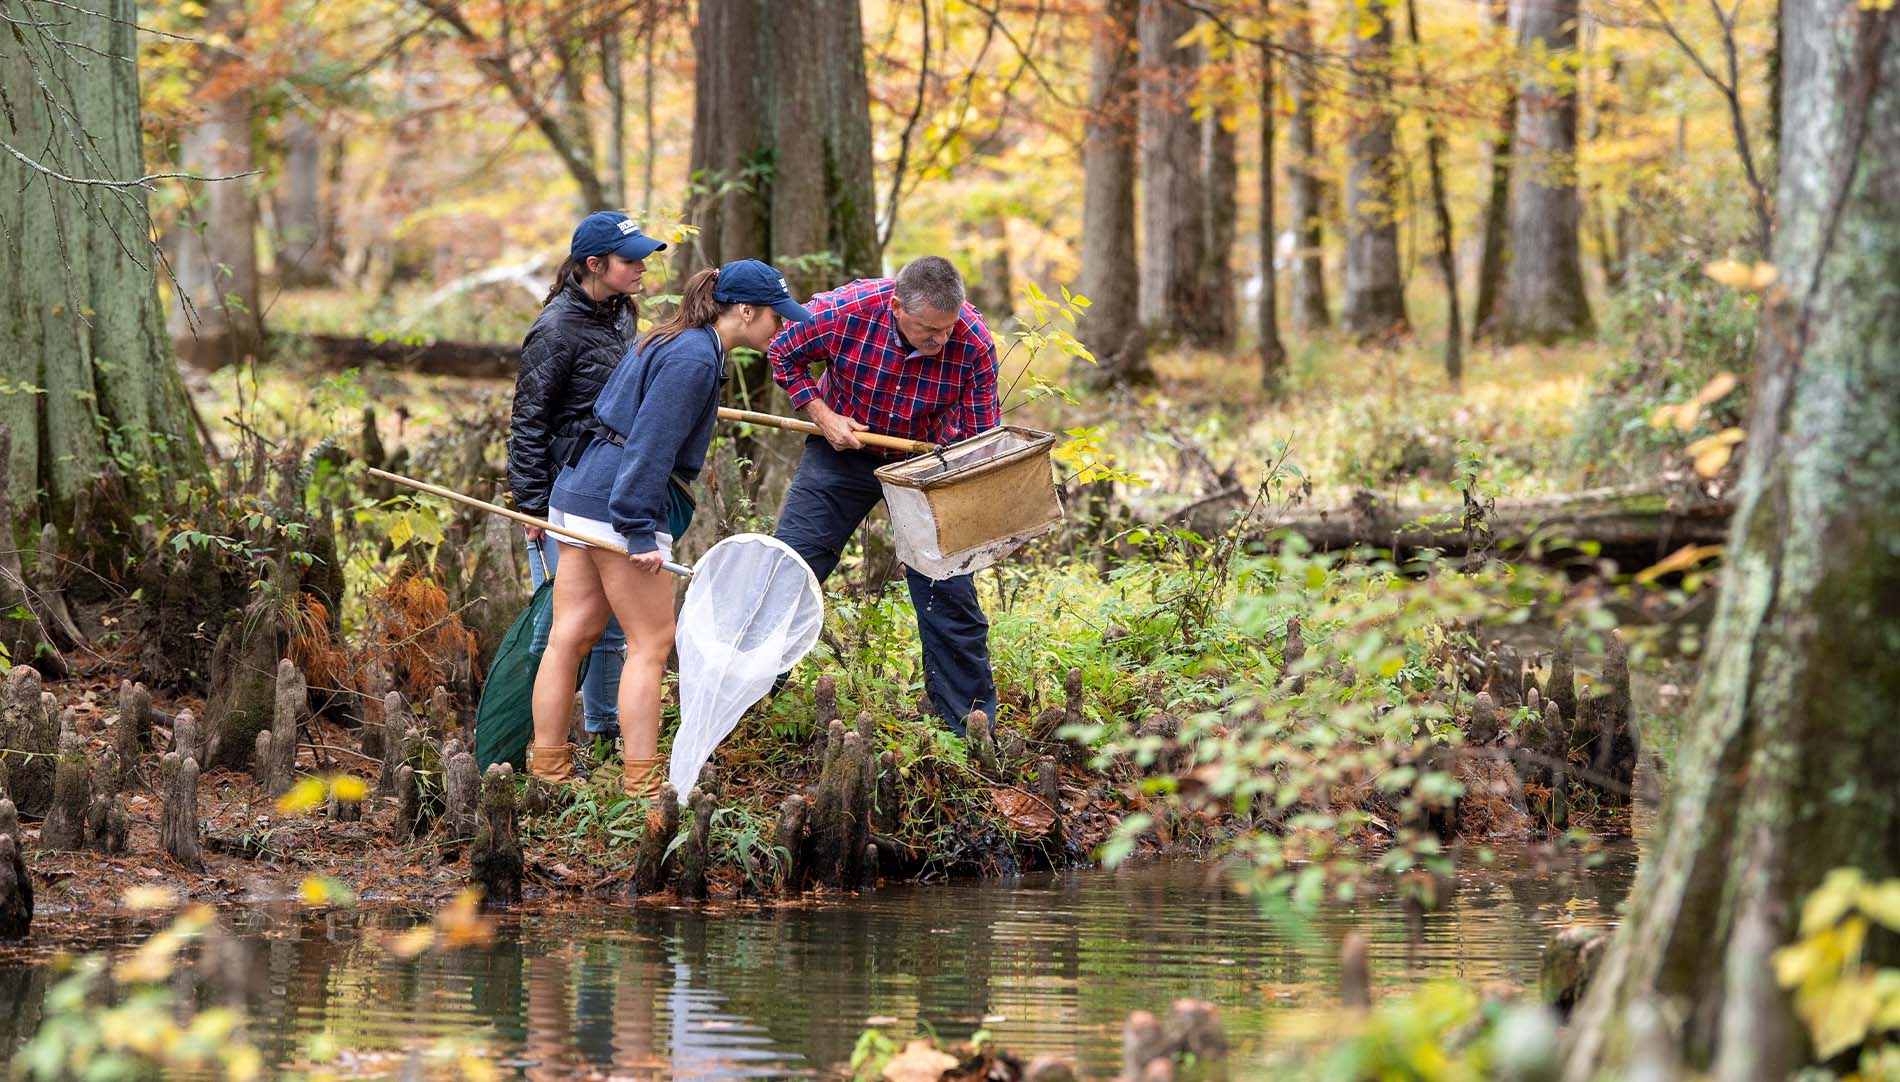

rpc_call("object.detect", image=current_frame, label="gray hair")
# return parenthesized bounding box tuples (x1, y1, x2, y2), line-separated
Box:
(892, 256, 966, 315)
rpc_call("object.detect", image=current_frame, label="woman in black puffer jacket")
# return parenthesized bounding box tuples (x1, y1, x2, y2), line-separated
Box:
(508, 211, 666, 746)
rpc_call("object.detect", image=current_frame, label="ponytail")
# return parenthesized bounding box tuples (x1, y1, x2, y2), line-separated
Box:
(541, 254, 603, 306)
(643, 267, 732, 351)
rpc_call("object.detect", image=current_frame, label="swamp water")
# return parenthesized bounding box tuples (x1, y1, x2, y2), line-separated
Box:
(0, 847, 1634, 1079)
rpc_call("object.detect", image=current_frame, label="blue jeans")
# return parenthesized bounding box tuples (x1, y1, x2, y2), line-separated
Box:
(528, 538, 625, 733)
(775, 437, 997, 736)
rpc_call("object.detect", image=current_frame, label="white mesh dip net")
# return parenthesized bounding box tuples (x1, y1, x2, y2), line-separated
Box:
(667, 533, 824, 802)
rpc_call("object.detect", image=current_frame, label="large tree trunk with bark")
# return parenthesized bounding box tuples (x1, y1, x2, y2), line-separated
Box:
(1494, 0, 1593, 344)
(1340, 0, 1409, 342)
(1137, 0, 1216, 344)
(1563, 9, 1900, 1077)
(1471, 0, 1516, 340)
(1078, 0, 1151, 387)
(165, 0, 264, 369)
(0, 0, 205, 534)
(1286, 0, 1331, 333)
(683, 0, 878, 301)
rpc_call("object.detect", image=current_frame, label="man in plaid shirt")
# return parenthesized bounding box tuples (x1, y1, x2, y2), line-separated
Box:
(769, 256, 999, 736)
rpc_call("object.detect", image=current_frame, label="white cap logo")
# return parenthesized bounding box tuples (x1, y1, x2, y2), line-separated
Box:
(778, 276, 788, 291)
(617, 219, 637, 235)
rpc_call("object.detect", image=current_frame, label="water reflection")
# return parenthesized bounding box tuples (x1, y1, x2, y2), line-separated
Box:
(0, 846, 1634, 1079)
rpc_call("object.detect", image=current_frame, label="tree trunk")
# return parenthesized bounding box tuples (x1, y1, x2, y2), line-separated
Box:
(1405, 0, 1463, 383)
(0, 0, 205, 534)
(1286, 0, 1331, 332)
(275, 110, 330, 287)
(1078, 0, 1150, 387)
(1341, 0, 1409, 342)
(1258, 35, 1287, 391)
(165, 0, 264, 369)
(1137, 0, 1215, 344)
(601, 24, 628, 209)
(1562, 9, 1900, 1078)
(1200, 103, 1238, 350)
(684, 0, 878, 300)
(1494, 0, 1593, 344)
(642, 23, 657, 219)
(1471, 0, 1516, 339)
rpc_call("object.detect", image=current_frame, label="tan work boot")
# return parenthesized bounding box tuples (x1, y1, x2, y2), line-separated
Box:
(526, 744, 577, 785)
(622, 755, 664, 800)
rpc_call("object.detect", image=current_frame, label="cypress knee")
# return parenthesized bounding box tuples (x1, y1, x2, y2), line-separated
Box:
(41, 723, 90, 851)
(675, 787, 714, 901)
(160, 752, 204, 870)
(471, 763, 523, 908)
(632, 783, 681, 896)
(773, 793, 810, 896)
(114, 679, 154, 771)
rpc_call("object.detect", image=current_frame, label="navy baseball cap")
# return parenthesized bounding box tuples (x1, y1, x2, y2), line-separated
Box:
(570, 211, 667, 261)
(713, 259, 814, 322)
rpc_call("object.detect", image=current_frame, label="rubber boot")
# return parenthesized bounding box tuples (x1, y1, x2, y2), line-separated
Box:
(622, 755, 663, 800)
(526, 744, 577, 785)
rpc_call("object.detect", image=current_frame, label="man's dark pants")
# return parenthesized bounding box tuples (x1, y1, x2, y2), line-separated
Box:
(775, 437, 997, 736)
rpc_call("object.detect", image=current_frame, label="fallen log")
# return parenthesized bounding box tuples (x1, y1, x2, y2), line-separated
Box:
(1171, 483, 1733, 568)
(286, 332, 520, 379)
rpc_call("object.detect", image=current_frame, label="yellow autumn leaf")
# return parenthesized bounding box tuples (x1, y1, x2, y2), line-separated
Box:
(1686, 427, 1745, 477)
(223, 1044, 265, 1082)
(1859, 879, 1900, 932)
(1672, 402, 1704, 433)
(1635, 544, 1724, 584)
(1693, 444, 1733, 478)
(1804, 868, 1869, 935)
(458, 1054, 501, 1082)
(1806, 971, 1881, 1059)
(121, 885, 179, 912)
(388, 923, 437, 960)
(330, 774, 369, 803)
(1872, 970, 1900, 1028)
(1693, 371, 1740, 405)
(299, 876, 357, 908)
(277, 777, 326, 815)
(388, 514, 415, 550)
(1704, 259, 1777, 291)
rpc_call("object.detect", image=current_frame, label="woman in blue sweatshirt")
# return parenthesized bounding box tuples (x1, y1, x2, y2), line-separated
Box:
(528, 260, 814, 793)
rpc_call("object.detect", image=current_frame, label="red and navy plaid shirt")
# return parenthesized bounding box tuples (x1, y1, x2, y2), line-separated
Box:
(769, 278, 999, 453)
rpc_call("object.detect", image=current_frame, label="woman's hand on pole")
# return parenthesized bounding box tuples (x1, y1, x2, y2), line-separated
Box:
(524, 524, 546, 542)
(627, 550, 668, 575)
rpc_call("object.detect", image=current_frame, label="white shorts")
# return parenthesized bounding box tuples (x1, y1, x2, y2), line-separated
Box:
(549, 508, 673, 560)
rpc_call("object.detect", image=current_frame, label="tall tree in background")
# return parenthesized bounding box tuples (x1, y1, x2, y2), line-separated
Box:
(1200, 104, 1239, 350)
(1285, 0, 1331, 332)
(1404, 0, 1462, 382)
(1138, 0, 1218, 345)
(683, 0, 879, 300)
(1471, 0, 1516, 339)
(274, 109, 333, 287)
(0, 0, 205, 531)
(1562, 7, 1900, 1078)
(1340, 0, 1408, 341)
(166, 0, 265, 367)
(1494, 0, 1592, 343)
(1257, 35, 1286, 391)
(1078, 0, 1151, 387)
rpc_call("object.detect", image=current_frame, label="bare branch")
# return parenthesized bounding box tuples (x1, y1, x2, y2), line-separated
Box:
(880, 0, 934, 249)
(0, 141, 258, 190)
